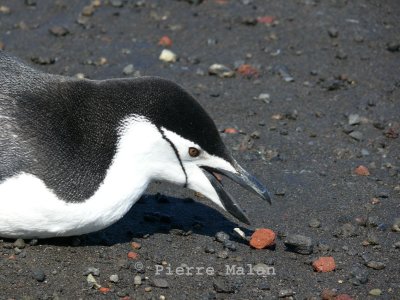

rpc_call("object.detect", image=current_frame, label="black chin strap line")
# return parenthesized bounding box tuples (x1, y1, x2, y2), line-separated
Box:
(158, 127, 188, 188)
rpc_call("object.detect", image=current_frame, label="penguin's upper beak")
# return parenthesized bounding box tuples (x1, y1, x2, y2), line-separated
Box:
(202, 161, 271, 225)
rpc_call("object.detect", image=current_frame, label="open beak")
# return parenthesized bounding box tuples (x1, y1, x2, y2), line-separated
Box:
(202, 161, 271, 225)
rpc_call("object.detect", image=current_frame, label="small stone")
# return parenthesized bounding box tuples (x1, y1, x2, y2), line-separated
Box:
(213, 278, 234, 293)
(134, 275, 142, 285)
(335, 50, 347, 60)
(204, 244, 216, 254)
(312, 257, 336, 272)
(309, 218, 321, 228)
(250, 228, 276, 249)
(394, 241, 400, 248)
(334, 223, 357, 237)
(144, 287, 152, 292)
(110, 0, 123, 7)
(109, 274, 119, 282)
(14, 238, 26, 249)
(349, 131, 363, 141)
(321, 288, 337, 299)
(159, 49, 177, 63)
(366, 261, 385, 270)
(284, 234, 313, 254)
(25, 0, 37, 6)
(387, 42, 400, 52)
(32, 269, 46, 282)
(151, 278, 169, 288)
(278, 288, 295, 298)
(258, 281, 270, 290)
(349, 266, 368, 285)
(273, 65, 294, 82)
(81, 5, 95, 16)
(354, 165, 370, 176)
(336, 294, 354, 300)
(131, 241, 141, 249)
(158, 36, 173, 47)
(328, 27, 339, 38)
(127, 251, 139, 259)
(123, 64, 135, 75)
(254, 93, 271, 103)
(84, 267, 100, 276)
(215, 231, 230, 243)
(0, 5, 11, 14)
(217, 250, 229, 259)
(49, 26, 69, 37)
(348, 114, 361, 125)
(369, 289, 382, 296)
(223, 240, 237, 251)
(208, 64, 235, 78)
(392, 218, 400, 232)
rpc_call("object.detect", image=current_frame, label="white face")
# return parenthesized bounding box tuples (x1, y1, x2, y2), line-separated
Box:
(118, 115, 237, 210)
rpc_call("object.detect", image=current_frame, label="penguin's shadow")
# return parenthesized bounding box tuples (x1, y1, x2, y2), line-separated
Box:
(39, 194, 253, 246)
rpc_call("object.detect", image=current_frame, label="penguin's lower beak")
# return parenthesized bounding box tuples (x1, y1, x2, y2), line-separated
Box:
(202, 162, 271, 225)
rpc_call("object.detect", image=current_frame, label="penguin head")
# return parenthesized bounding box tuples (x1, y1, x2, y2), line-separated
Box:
(106, 77, 271, 224)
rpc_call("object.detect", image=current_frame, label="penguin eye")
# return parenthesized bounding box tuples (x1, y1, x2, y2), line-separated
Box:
(188, 147, 200, 157)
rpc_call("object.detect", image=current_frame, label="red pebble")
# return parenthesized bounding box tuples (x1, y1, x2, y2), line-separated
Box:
(98, 287, 110, 294)
(354, 165, 370, 176)
(224, 128, 238, 134)
(127, 251, 139, 260)
(237, 64, 259, 78)
(312, 257, 336, 272)
(257, 16, 275, 24)
(249, 228, 276, 249)
(158, 36, 173, 47)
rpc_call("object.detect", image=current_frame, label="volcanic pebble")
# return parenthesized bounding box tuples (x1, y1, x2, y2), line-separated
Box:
(312, 257, 336, 272)
(249, 228, 276, 249)
(354, 165, 370, 176)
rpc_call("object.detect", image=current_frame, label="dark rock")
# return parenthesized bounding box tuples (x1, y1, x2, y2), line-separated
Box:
(49, 26, 69, 36)
(334, 223, 357, 238)
(328, 27, 339, 38)
(215, 231, 230, 243)
(349, 266, 368, 285)
(387, 42, 400, 52)
(284, 234, 313, 254)
(32, 269, 46, 282)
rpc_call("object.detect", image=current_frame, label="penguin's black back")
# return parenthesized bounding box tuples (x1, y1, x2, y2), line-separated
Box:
(0, 52, 228, 202)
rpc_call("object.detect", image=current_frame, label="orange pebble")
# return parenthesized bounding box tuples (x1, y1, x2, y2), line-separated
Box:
(158, 36, 173, 47)
(223, 128, 238, 134)
(354, 165, 370, 176)
(249, 228, 276, 249)
(98, 287, 110, 294)
(312, 256, 336, 272)
(127, 251, 139, 260)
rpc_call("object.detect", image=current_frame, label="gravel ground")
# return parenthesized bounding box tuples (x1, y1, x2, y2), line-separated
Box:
(0, 0, 399, 299)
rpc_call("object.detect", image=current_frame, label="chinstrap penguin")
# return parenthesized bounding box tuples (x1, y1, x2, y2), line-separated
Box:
(0, 52, 271, 238)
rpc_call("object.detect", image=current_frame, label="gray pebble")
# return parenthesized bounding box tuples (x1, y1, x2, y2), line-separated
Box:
(14, 238, 26, 249)
(278, 288, 295, 298)
(349, 131, 363, 141)
(213, 278, 234, 293)
(32, 269, 46, 282)
(111, 0, 123, 7)
(392, 218, 400, 232)
(134, 275, 142, 285)
(387, 42, 400, 52)
(215, 231, 230, 243)
(393, 241, 400, 249)
(334, 223, 357, 238)
(49, 26, 69, 37)
(366, 261, 386, 270)
(328, 27, 339, 38)
(84, 267, 100, 276)
(274, 65, 294, 82)
(217, 250, 229, 259)
(309, 218, 321, 228)
(151, 278, 169, 288)
(223, 240, 237, 251)
(109, 274, 119, 283)
(284, 234, 313, 254)
(205, 244, 216, 254)
(348, 114, 361, 125)
(349, 266, 368, 285)
(123, 64, 134, 75)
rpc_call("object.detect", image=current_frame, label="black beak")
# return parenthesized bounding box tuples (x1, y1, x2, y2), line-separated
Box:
(202, 161, 271, 225)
